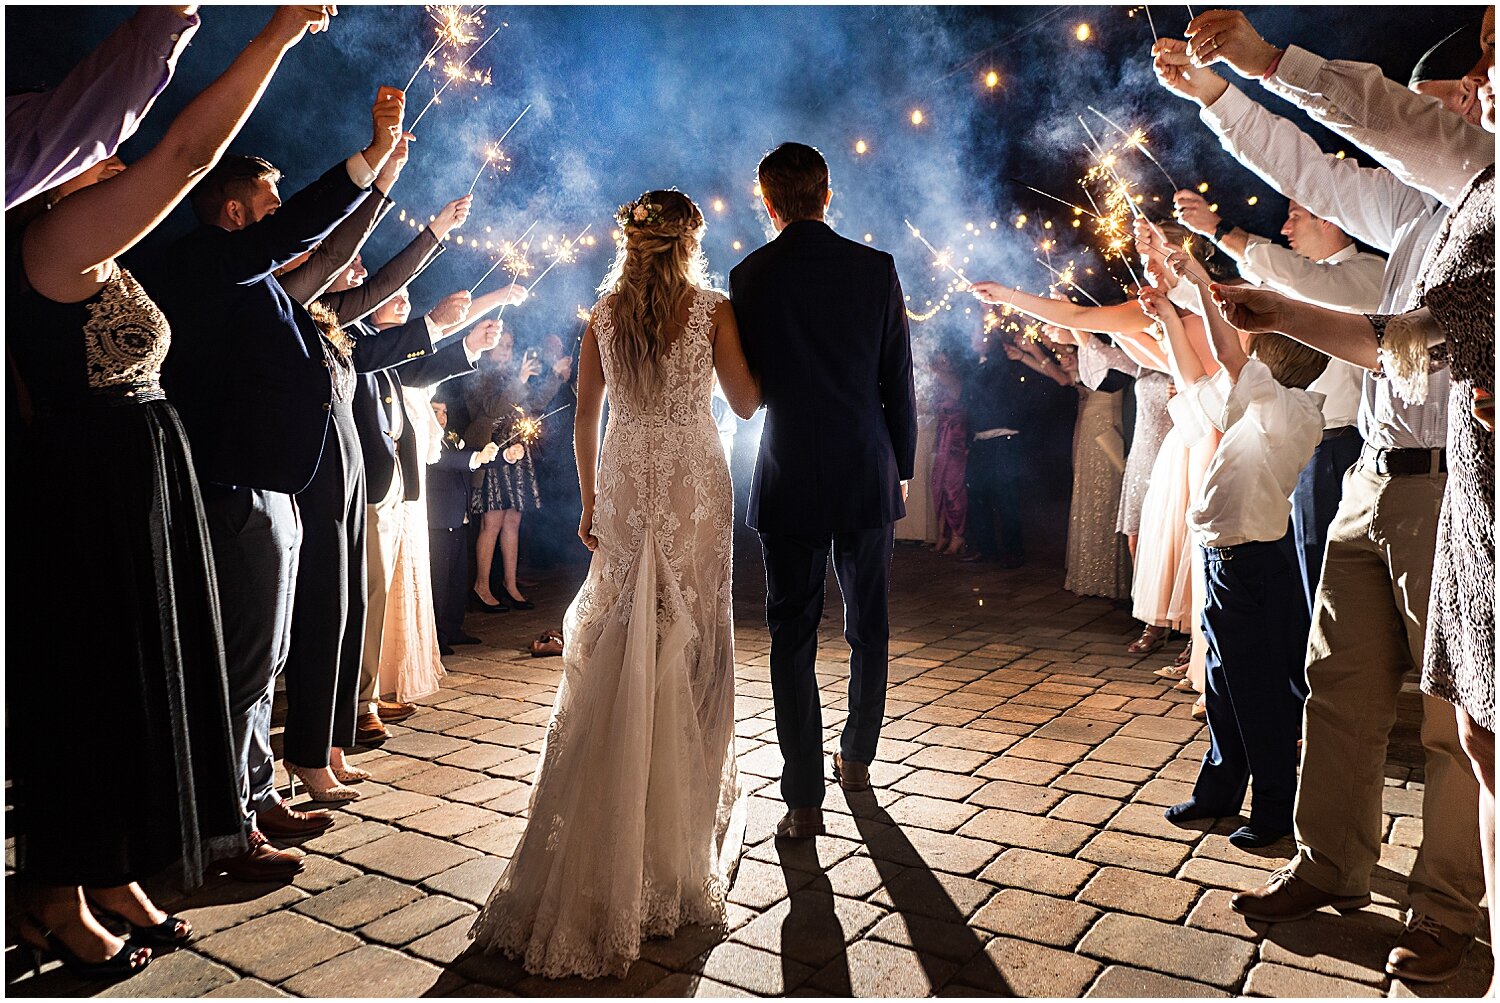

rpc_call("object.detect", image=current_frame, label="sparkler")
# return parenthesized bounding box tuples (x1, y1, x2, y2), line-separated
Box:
(1034, 257, 1103, 306)
(1087, 106, 1180, 189)
(1006, 178, 1101, 219)
(1143, 5, 1159, 42)
(903, 220, 972, 287)
(403, 5, 484, 91)
(409, 23, 502, 130)
(465, 104, 531, 195)
(470, 219, 539, 295)
(523, 224, 593, 295)
(494, 404, 573, 449)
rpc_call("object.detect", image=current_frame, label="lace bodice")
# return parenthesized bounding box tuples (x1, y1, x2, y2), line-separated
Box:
(593, 288, 723, 429)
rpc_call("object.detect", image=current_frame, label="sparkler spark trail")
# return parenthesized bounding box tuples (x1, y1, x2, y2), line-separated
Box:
(1087, 106, 1180, 190)
(404, 5, 484, 92)
(464, 105, 530, 195)
(409, 22, 503, 130)
(470, 219, 540, 294)
(1034, 257, 1102, 306)
(903, 220, 972, 287)
(494, 404, 573, 449)
(523, 224, 594, 295)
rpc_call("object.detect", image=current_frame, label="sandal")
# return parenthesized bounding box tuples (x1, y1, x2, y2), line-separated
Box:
(530, 629, 563, 658)
(1127, 624, 1168, 655)
(85, 897, 191, 948)
(1173, 640, 1193, 667)
(17, 914, 152, 979)
(1154, 664, 1188, 681)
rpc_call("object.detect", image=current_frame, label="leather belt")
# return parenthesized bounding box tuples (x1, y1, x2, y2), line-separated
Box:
(1364, 445, 1446, 476)
(1321, 424, 1358, 443)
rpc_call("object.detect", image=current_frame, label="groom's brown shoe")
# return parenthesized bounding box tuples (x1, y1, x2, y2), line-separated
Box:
(833, 753, 870, 792)
(776, 808, 826, 839)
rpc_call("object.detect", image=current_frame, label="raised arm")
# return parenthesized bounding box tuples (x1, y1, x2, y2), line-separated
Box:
(1140, 287, 1207, 390)
(22, 6, 336, 303)
(6, 6, 201, 209)
(971, 281, 1152, 337)
(574, 319, 606, 551)
(711, 298, 760, 419)
(1154, 40, 1436, 253)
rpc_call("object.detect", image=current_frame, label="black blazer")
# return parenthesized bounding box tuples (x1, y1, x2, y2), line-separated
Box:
(730, 220, 917, 534)
(352, 322, 476, 503)
(427, 432, 476, 530)
(146, 160, 369, 494)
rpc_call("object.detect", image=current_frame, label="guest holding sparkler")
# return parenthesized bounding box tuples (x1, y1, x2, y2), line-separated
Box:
(141, 66, 405, 874)
(9, 5, 334, 971)
(464, 327, 571, 612)
(1154, 15, 1493, 978)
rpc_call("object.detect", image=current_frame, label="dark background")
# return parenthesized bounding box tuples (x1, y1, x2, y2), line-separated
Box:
(7, 5, 1486, 569)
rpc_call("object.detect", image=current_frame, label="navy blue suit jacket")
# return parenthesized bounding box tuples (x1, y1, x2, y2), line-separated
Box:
(145, 161, 370, 494)
(730, 220, 917, 534)
(351, 322, 476, 503)
(427, 434, 476, 530)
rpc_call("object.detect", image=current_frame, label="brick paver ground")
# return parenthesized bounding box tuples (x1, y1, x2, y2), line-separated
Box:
(7, 542, 1493, 997)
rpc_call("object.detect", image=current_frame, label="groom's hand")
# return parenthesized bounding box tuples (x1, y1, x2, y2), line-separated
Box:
(902, 480, 909, 503)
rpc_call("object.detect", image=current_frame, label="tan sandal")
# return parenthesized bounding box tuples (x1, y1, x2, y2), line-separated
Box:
(530, 630, 563, 658)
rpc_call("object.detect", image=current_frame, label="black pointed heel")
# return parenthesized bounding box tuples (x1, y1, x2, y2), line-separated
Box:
(84, 896, 192, 948)
(470, 589, 509, 613)
(501, 587, 534, 611)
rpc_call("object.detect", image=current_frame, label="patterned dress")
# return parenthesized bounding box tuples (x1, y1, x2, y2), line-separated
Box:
(9, 265, 244, 886)
(470, 287, 743, 978)
(1066, 386, 1130, 600)
(1374, 165, 1495, 732)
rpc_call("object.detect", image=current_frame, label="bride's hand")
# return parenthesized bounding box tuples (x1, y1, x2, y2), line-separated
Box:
(578, 505, 598, 551)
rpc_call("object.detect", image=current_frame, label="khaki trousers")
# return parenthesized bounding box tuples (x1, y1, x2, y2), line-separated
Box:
(361, 468, 404, 708)
(1291, 458, 1484, 936)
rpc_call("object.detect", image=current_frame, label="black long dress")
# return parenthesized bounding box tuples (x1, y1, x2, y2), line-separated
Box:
(8, 264, 245, 887)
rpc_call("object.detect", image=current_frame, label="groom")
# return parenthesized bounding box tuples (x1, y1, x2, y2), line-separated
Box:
(730, 142, 917, 839)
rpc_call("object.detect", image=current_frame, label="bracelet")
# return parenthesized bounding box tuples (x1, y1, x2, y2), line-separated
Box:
(1212, 218, 1235, 243)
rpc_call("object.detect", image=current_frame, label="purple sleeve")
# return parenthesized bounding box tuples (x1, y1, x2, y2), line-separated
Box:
(5, 7, 200, 209)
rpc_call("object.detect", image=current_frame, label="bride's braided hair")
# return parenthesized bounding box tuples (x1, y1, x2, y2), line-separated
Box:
(598, 189, 709, 397)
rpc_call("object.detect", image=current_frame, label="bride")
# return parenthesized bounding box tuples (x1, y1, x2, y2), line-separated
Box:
(469, 190, 760, 979)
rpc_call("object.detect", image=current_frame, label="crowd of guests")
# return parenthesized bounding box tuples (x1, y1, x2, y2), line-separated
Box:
(955, 8, 1494, 988)
(5, 6, 573, 980)
(5, 4, 1493, 994)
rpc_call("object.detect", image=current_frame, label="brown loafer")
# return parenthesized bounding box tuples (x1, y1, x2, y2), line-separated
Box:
(376, 699, 416, 723)
(832, 752, 871, 792)
(355, 712, 388, 746)
(776, 807, 826, 839)
(1386, 914, 1472, 983)
(1230, 866, 1371, 923)
(215, 831, 305, 881)
(258, 799, 334, 838)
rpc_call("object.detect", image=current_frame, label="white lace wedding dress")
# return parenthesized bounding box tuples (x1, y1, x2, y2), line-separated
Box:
(469, 287, 745, 980)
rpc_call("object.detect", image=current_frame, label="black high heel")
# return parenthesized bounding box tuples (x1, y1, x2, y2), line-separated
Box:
(501, 587, 534, 611)
(86, 897, 192, 947)
(469, 589, 509, 614)
(17, 915, 151, 980)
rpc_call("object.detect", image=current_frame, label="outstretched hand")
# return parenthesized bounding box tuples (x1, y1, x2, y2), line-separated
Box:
(266, 6, 336, 46)
(431, 195, 473, 241)
(1151, 38, 1229, 106)
(969, 280, 1012, 306)
(1185, 10, 1281, 77)
(430, 289, 471, 329)
(1210, 283, 1291, 334)
(1172, 190, 1220, 238)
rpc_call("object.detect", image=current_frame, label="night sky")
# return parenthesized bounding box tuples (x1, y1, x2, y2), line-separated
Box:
(6, 5, 1485, 352)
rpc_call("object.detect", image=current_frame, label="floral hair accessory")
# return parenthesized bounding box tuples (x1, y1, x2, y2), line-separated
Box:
(616, 194, 664, 230)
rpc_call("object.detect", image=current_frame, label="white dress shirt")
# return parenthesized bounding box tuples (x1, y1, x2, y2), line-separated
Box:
(1200, 85, 1451, 450)
(1168, 359, 1325, 549)
(1268, 45, 1497, 209)
(1238, 240, 1379, 430)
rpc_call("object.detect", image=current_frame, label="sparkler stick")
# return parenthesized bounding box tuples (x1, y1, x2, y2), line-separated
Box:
(1034, 258, 1103, 306)
(1086, 106, 1180, 190)
(404, 6, 484, 91)
(1081, 182, 1145, 290)
(465, 104, 531, 195)
(524, 224, 593, 294)
(404, 40, 443, 92)
(903, 219, 972, 287)
(470, 219, 539, 295)
(409, 23, 503, 130)
(1079, 116, 1145, 223)
(1144, 5, 1159, 42)
(1005, 179, 1101, 219)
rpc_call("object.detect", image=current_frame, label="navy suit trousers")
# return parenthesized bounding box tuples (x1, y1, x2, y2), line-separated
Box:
(760, 524, 894, 809)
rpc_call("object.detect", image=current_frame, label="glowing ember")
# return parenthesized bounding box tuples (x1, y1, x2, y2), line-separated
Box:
(984, 70, 1000, 89)
(1075, 23, 1092, 41)
(854, 139, 868, 155)
(910, 109, 924, 126)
